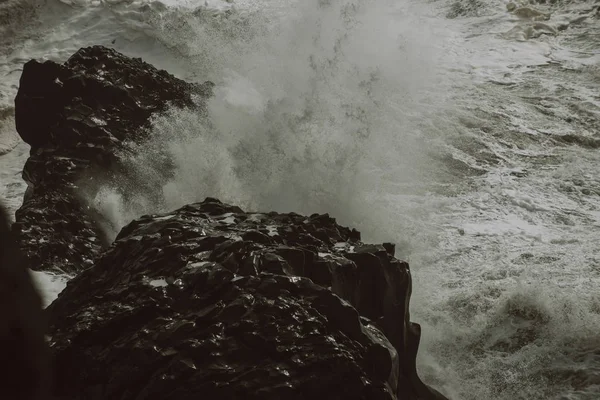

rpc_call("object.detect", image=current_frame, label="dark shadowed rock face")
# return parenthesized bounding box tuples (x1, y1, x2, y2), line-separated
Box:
(48, 198, 446, 400)
(12, 46, 213, 274)
(0, 204, 50, 400)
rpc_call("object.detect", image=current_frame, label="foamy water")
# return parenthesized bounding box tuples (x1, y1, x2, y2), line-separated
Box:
(2, 0, 600, 398)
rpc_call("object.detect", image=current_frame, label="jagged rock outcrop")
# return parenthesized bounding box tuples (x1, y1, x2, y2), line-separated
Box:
(48, 198, 446, 400)
(12, 45, 213, 274)
(0, 203, 50, 400)
(11, 46, 448, 399)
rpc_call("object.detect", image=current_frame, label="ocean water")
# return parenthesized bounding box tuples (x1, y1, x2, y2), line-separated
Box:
(2, 0, 600, 398)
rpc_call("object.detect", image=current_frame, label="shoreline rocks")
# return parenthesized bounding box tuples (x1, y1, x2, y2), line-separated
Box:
(48, 198, 446, 400)
(11, 46, 448, 399)
(12, 45, 213, 274)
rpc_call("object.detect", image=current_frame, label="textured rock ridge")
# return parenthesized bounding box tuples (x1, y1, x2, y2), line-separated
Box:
(48, 198, 446, 400)
(13, 46, 213, 274)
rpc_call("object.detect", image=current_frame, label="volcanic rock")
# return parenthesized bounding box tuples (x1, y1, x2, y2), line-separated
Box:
(48, 198, 446, 400)
(11, 46, 448, 400)
(12, 45, 213, 274)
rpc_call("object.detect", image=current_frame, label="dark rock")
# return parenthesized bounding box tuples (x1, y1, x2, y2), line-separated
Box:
(0, 203, 50, 400)
(11, 47, 448, 399)
(13, 46, 213, 274)
(47, 198, 446, 400)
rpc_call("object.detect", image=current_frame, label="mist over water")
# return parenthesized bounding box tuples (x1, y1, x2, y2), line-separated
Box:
(91, 0, 457, 243)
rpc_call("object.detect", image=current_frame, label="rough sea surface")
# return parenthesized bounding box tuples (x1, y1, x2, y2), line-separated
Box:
(1, 0, 600, 398)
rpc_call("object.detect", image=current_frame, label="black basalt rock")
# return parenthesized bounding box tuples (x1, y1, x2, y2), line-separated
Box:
(11, 46, 449, 400)
(47, 198, 447, 400)
(13, 46, 213, 274)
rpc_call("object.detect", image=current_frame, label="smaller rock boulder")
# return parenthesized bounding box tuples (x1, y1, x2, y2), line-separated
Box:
(12, 46, 213, 275)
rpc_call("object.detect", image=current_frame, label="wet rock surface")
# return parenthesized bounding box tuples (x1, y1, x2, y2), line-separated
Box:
(48, 198, 446, 400)
(10, 46, 447, 399)
(13, 45, 213, 274)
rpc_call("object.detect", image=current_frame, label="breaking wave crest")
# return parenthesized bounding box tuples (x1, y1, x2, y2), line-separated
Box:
(420, 283, 600, 399)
